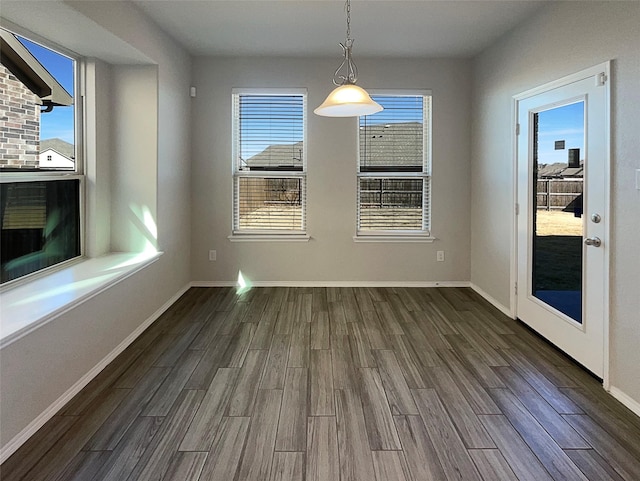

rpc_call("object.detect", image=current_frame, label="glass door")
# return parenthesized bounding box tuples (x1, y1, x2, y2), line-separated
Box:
(515, 63, 609, 378)
(532, 102, 585, 323)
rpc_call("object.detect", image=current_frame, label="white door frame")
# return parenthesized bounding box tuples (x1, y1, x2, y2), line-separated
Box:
(510, 62, 611, 388)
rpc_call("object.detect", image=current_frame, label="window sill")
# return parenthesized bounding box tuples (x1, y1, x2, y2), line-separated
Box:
(353, 235, 436, 243)
(0, 251, 162, 348)
(228, 234, 311, 242)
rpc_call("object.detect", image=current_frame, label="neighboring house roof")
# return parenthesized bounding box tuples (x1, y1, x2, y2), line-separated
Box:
(244, 122, 425, 171)
(245, 141, 304, 170)
(0, 29, 73, 108)
(560, 167, 584, 177)
(359, 122, 423, 170)
(40, 138, 74, 159)
(538, 162, 584, 178)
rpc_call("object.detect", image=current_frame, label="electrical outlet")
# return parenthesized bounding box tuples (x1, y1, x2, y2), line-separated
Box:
(436, 250, 445, 262)
(209, 250, 217, 261)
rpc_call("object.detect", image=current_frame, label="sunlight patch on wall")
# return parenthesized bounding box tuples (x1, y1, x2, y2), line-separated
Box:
(127, 203, 158, 253)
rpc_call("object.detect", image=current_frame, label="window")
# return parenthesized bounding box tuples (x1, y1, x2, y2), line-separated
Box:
(0, 27, 82, 284)
(232, 89, 307, 236)
(357, 93, 431, 237)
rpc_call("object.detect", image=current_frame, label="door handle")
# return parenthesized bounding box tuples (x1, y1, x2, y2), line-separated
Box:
(584, 237, 602, 247)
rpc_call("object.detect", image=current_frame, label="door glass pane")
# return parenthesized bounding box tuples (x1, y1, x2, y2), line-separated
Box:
(532, 101, 584, 323)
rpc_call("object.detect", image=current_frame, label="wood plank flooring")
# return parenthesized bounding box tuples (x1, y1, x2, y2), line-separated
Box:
(3, 286, 640, 480)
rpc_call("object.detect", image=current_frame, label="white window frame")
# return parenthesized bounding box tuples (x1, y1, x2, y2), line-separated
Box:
(355, 90, 434, 242)
(0, 26, 85, 288)
(230, 88, 309, 241)
(0, 22, 164, 349)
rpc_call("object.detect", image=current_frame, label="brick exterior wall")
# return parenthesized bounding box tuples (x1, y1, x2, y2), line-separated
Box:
(0, 64, 40, 169)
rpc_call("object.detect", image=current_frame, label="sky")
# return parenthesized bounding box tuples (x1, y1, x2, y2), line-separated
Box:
(536, 101, 584, 166)
(360, 95, 424, 126)
(17, 35, 75, 145)
(239, 95, 304, 161)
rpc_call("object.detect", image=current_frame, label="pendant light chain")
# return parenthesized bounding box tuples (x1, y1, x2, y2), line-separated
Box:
(346, 0, 351, 41)
(333, 0, 358, 86)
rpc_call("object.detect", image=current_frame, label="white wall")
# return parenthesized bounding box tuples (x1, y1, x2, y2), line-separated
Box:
(111, 65, 159, 253)
(191, 56, 471, 284)
(0, 1, 192, 452)
(471, 2, 640, 405)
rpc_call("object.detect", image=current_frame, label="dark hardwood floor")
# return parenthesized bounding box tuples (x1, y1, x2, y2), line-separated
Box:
(3, 286, 640, 480)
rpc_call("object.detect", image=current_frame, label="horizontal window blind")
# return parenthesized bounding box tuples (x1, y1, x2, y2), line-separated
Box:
(236, 94, 304, 172)
(359, 95, 426, 172)
(233, 91, 306, 234)
(357, 94, 431, 234)
(234, 177, 305, 231)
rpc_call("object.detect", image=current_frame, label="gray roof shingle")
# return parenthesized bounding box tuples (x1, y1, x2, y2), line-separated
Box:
(40, 138, 74, 160)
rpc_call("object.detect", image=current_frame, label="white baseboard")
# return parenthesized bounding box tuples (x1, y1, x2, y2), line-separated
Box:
(192, 281, 237, 287)
(470, 283, 514, 318)
(192, 280, 472, 288)
(608, 386, 640, 419)
(0, 283, 191, 464)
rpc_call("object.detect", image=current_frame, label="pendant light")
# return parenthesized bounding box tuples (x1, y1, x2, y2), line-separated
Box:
(314, 0, 382, 117)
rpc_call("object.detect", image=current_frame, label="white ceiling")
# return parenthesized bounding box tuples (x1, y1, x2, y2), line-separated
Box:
(133, 0, 548, 58)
